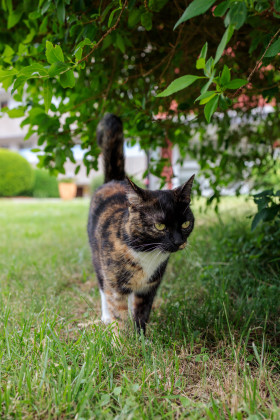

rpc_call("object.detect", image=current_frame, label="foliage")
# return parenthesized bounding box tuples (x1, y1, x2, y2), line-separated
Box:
(32, 168, 59, 198)
(242, 218, 280, 267)
(0, 198, 279, 418)
(251, 188, 280, 230)
(0, 148, 34, 196)
(252, 157, 280, 190)
(159, 0, 280, 121)
(90, 174, 104, 193)
(0, 0, 279, 202)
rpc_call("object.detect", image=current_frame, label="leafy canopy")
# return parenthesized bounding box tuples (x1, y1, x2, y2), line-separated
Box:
(0, 0, 279, 214)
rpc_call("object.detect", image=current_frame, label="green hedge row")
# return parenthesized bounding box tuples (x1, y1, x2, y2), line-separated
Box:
(0, 149, 59, 198)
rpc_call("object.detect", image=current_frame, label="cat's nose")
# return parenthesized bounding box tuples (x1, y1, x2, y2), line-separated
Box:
(172, 232, 184, 246)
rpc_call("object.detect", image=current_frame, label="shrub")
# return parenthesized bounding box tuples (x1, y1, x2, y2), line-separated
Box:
(32, 169, 59, 198)
(90, 174, 104, 193)
(0, 149, 34, 197)
(252, 158, 280, 190)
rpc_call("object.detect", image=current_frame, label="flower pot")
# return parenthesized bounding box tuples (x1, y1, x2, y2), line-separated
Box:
(58, 182, 77, 200)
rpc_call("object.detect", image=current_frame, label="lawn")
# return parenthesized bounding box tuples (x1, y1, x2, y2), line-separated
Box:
(0, 197, 279, 419)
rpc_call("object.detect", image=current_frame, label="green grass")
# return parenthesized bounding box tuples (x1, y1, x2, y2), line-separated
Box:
(0, 197, 279, 419)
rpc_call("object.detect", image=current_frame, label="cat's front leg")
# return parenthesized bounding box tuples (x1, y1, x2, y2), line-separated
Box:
(100, 289, 112, 324)
(133, 286, 159, 335)
(101, 286, 129, 331)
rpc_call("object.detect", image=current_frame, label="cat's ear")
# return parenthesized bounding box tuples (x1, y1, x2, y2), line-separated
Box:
(173, 174, 195, 202)
(125, 177, 147, 206)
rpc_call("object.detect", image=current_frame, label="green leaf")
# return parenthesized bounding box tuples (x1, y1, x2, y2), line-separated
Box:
(7, 10, 23, 29)
(28, 107, 45, 119)
(43, 79, 52, 112)
(60, 69, 75, 88)
(197, 91, 217, 104)
(219, 94, 230, 110)
(74, 38, 92, 62)
(2, 77, 14, 91)
(221, 65, 231, 85)
(196, 57, 205, 69)
(263, 205, 279, 221)
(108, 8, 120, 27)
(48, 61, 69, 77)
(19, 64, 49, 78)
(39, 16, 48, 34)
(174, 0, 216, 29)
(2, 45, 14, 64)
(214, 0, 229, 17)
(251, 208, 267, 230)
(12, 75, 28, 93)
(74, 165, 81, 175)
(101, 3, 113, 23)
(116, 34, 125, 53)
(226, 2, 247, 29)
(264, 38, 280, 58)
(200, 93, 216, 104)
(200, 74, 215, 94)
(6, 108, 25, 118)
(46, 41, 64, 64)
(0, 68, 18, 82)
(199, 42, 208, 59)
(128, 9, 141, 27)
(57, 0, 65, 23)
(141, 12, 153, 31)
(205, 57, 214, 75)
(23, 28, 36, 44)
(29, 10, 41, 20)
(204, 95, 219, 122)
(225, 79, 247, 89)
(100, 394, 110, 407)
(157, 75, 202, 97)
(196, 90, 216, 102)
(214, 25, 234, 64)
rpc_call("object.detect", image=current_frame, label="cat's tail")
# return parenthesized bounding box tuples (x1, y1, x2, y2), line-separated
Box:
(97, 113, 125, 183)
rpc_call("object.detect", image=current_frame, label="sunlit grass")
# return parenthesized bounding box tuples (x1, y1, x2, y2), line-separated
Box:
(0, 197, 279, 419)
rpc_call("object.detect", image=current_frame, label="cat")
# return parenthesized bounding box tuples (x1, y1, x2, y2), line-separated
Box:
(87, 113, 195, 335)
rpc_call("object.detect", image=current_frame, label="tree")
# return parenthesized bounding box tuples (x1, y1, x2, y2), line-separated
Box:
(0, 0, 279, 222)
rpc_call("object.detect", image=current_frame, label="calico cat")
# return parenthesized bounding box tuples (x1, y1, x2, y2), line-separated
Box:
(87, 114, 195, 334)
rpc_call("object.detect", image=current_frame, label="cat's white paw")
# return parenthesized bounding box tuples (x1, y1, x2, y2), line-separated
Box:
(101, 315, 112, 324)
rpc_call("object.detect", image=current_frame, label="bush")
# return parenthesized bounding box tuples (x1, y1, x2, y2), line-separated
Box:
(90, 174, 104, 193)
(252, 158, 280, 190)
(0, 149, 34, 197)
(32, 169, 59, 198)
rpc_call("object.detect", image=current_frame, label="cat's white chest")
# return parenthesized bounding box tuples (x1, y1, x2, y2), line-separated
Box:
(130, 249, 170, 291)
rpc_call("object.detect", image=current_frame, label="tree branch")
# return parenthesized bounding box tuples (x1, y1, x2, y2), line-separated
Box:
(77, 0, 128, 64)
(230, 27, 280, 99)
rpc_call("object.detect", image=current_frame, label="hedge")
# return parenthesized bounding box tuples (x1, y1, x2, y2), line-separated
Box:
(32, 169, 59, 198)
(0, 149, 34, 197)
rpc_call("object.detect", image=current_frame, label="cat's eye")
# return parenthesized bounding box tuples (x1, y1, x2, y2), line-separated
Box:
(155, 223, 166, 231)
(182, 221, 190, 229)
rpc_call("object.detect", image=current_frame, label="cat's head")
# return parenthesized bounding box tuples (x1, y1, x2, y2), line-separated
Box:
(125, 175, 195, 253)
